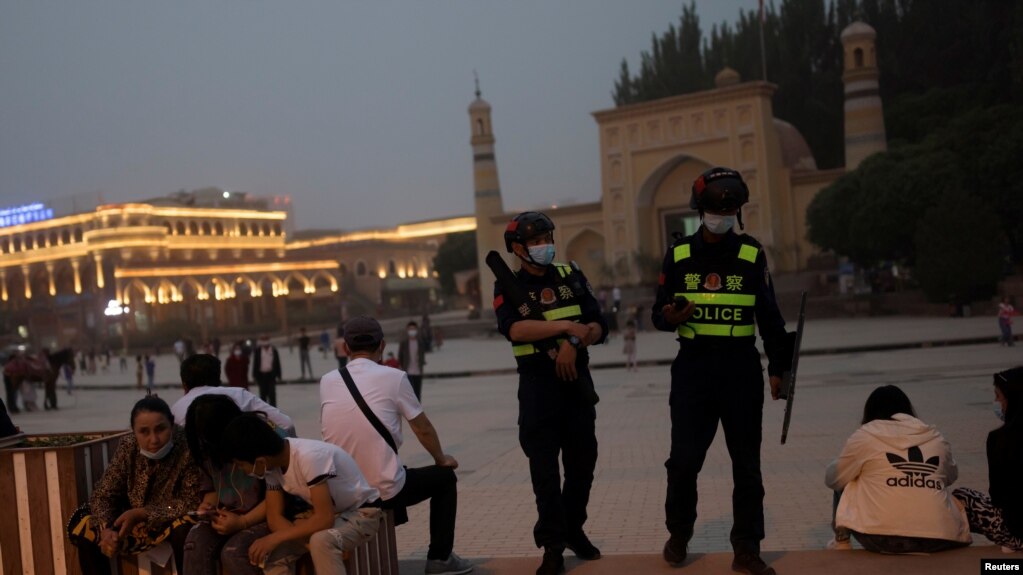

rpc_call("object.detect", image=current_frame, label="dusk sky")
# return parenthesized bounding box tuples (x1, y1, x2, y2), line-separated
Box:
(1, 1, 751, 232)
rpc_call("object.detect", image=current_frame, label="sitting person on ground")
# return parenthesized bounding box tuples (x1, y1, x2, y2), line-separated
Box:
(67, 396, 201, 574)
(171, 353, 294, 435)
(219, 413, 383, 575)
(320, 315, 473, 575)
(824, 385, 971, 553)
(183, 394, 286, 575)
(953, 367, 1023, 552)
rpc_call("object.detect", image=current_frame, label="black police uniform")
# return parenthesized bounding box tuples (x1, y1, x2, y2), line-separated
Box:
(494, 262, 608, 550)
(651, 228, 788, 554)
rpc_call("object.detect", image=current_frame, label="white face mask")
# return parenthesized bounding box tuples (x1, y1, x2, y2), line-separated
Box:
(994, 401, 1006, 422)
(703, 213, 737, 235)
(247, 458, 267, 480)
(140, 439, 174, 460)
(260, 340, 270, 348)
(407, 329, 418, 338)
(527, 244, 556, 266)
(233, 349, 242, 357)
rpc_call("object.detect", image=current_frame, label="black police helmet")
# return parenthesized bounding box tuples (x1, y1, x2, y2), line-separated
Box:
(504, 211, 555, 253)
(689, 167, 750, 212)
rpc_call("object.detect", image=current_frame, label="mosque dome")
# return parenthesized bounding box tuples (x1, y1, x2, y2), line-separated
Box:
(714, 67, 741, 88)
(841, 21, 876, 42)
(773, 119, 818, 172)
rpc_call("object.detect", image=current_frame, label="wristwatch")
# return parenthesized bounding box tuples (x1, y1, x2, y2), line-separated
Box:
(568, 335, 583, 349)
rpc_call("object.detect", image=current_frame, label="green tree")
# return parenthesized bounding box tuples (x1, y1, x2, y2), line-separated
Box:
(914, 193, 1003, 303)
(432, 231, 477, 295)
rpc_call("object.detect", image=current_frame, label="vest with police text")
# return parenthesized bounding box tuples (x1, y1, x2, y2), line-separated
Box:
(671, 238, 760, 341)
(510, 263, 585, 360)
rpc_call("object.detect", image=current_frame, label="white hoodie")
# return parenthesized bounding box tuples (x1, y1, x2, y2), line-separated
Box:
(825, 413, 970, 543)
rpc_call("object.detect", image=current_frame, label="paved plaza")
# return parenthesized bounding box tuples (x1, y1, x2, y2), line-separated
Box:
(8, 314, 1022, 572)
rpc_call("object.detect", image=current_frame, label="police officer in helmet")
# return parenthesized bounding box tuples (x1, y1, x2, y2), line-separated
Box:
(652, 167, 789, 575)
(493, 211, 608, 575)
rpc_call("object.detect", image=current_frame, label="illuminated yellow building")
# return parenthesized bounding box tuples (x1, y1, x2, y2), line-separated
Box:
(0, 190, 472, 348)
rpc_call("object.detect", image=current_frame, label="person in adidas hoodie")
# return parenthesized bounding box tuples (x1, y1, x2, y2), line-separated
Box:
(825, 385, 971, 553)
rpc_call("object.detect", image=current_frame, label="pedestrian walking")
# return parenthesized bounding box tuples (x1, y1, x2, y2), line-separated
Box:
(398, 321, 426, 401)
(998, 296, 1016, 346)
(251, 336, 282, 407)
(297, 327, 313, 380)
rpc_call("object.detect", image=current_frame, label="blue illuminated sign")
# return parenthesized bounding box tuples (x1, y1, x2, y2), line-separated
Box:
(0, 203, 54, 228)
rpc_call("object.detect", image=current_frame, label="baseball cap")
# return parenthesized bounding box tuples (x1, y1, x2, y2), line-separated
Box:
(343, 316, 384, 346)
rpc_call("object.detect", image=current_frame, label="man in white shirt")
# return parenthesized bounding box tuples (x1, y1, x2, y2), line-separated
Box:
(398, 320, 426, 400)
(320, 316, 472, 575)
(220, 413, 381, 575)
(170, 354, 294, 434)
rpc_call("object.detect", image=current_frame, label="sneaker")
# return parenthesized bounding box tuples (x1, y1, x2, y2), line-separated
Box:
(424, 552, 473, 575)
(536, 547, 565, 575)
(663, 535, 688, 567)
(826, 537, 851, 550)
(566, 532, 601, 560)
(732, 552, 777, 575)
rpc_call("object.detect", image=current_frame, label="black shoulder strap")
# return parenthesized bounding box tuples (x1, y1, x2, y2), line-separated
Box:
(338, 367, 397, 453)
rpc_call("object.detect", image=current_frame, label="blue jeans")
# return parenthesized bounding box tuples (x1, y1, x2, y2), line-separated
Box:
(183, 521, 271, 575)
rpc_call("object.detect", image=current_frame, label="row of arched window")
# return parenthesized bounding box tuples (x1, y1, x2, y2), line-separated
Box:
(0, 219, 286, 255)
(162, 220, 283, 237)
(0, 227, 84, 254)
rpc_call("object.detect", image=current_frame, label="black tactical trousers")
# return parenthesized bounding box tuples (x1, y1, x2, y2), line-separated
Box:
(665, 345, 765, 554)
(518, 371, 598, 550)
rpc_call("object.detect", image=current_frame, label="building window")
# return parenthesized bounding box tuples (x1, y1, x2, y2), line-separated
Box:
(476, 118, 485, 136)
(176, 222, 185, 235)
(202, 222, 212, 236)
(388, 260, 397, 276)
(61, 229, 70, 244)
(273, 223, 282, 236)
(854, 47, 864, 68)
(240, 222, 249, 236)
(74, 227, 83, 242)
(189, 222, 199, 235)
(215, 222, 224, 235)
(356, 261, 367, 276)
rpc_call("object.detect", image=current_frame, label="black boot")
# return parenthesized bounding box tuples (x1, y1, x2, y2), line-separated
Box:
(566, 531, 601, 560)
(732, 552, 777, 575)
(663, 534, 689, 567)
(536, 547, 565, 575)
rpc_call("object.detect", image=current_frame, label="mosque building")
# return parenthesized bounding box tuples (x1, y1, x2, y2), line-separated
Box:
(470, 21, 887, 312)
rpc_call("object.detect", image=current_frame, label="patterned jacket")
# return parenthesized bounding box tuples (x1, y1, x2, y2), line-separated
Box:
(89, 426, 201, 530)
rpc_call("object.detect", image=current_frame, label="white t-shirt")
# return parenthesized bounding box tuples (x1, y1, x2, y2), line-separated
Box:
(319, 357, 423, 500)
(171, 386, 294, 432)
(406, 339, 421, 376)
(265, 438, 379, 513)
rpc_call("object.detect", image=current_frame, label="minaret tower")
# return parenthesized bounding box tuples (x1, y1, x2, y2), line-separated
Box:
(469, 76, 505, 313)
(841, 21, 887, 170)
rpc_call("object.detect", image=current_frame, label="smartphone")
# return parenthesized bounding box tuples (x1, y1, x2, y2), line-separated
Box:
(673, 295, 689, 308)
(186, 510, 213, 521)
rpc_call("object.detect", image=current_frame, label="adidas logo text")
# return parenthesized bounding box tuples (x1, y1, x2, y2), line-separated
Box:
(885, 475, 944, 490)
